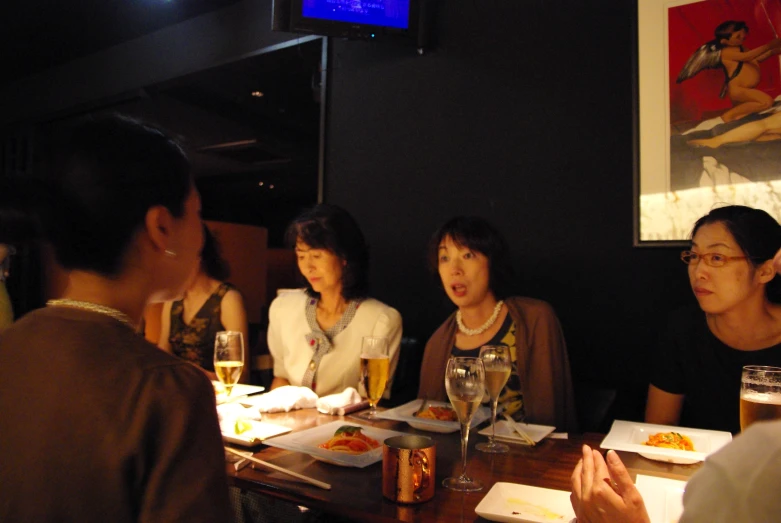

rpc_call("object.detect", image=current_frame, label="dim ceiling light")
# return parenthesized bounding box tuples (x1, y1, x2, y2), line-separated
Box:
(251, 91, 264, 97)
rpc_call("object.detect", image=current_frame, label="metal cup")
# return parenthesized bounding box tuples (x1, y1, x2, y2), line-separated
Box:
(382, 435, 436, 504)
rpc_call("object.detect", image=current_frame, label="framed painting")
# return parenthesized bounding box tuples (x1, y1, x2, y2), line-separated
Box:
(635, 0, 781, 245)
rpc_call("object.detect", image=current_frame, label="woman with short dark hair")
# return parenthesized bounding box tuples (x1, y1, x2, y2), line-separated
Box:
(267, 204, 402, 396)
(418, 216, 578, 432)
(0, 114, 229, 522)
(646, 205, 781, 433)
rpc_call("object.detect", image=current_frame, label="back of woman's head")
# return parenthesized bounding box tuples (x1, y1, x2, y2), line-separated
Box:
(692, 205, 781, 302)
(428, 216, 514, 300)
(285, 204, 369, 300)
(201, 225, 230, 281)
(48, 114, 192, 275)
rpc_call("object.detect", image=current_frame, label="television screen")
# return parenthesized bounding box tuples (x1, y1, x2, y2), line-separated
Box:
(300, 0, 410, 30)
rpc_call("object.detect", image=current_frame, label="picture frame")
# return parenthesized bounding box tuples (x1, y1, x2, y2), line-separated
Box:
(634, 0, 781, 246)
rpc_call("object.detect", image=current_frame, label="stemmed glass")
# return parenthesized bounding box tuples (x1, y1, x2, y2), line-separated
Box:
(443, 356, 486, 492)
(356, 336, 390, 420)
(214, 330, 244, 396)
(476, 345, 512, 454)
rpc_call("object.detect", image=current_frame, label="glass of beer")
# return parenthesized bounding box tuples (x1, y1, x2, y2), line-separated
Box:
(214, 331, 244, 396)
(357, 336, 390, 420)
(476, 345, 512, 454)
(740, 365, 781, 431)
(443, 356, 485, 492)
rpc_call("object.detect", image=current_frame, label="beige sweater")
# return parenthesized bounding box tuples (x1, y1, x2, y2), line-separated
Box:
(418, 296, 578, 432)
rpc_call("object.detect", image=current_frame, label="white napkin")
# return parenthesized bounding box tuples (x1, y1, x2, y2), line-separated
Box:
(250, 385, 319, 413)
(316, 387, 362, 414)
(216, 402, 262, 422)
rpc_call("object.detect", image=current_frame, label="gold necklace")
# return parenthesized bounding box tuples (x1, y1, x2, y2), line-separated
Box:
(47, 299, 136, 329)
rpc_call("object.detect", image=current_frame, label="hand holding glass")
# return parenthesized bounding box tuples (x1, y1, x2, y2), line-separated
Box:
(214, 331, 244, 396)
(740, 365, 781, 431)
(357, 336, 390, 420)
(476, 345, 512, 454)
(443, 356, 485, 492)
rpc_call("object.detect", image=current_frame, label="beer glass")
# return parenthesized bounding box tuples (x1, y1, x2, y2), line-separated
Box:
(443, 356, 485, 492)
(357, 336, 390, 420)
(740, 365, 781, 431)
(214, 331, 244, 396)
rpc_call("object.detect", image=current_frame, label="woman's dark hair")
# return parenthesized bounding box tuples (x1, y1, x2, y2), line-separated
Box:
(284, 204, 369, 300)
(46, 113, 192, 276)
(201, 224, 230, 281)
(692, 205, 781, 303)
(428, 216, 514, 300)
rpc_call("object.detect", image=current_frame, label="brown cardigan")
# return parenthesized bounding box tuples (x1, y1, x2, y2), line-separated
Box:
(418, 296, 578, 432)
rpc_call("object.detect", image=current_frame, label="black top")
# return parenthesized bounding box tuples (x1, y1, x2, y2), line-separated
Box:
(651, 306, 781, 434)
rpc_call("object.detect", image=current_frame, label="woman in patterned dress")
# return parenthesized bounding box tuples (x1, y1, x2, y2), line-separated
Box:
(159, 224, 250, 382)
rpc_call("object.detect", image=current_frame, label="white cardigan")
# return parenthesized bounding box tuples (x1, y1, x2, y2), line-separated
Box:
(267, 289, 402, 397)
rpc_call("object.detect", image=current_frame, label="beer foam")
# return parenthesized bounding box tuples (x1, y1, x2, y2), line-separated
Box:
(741, 391, 781, 404)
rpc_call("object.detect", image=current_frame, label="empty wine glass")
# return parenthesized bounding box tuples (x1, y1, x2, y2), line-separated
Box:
(476, 345, 512, 453)
(214, 331, 244, 396)
(443, 356, 485, 492)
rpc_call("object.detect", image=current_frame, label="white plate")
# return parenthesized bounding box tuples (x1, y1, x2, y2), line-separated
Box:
(376, 399, 491, 433)
(600, 420, 732, 464)
(220, 419, 292, 446)
(474, 482, 576, 523)
(635, 475, 685, 523)
(262, 420, 410, 468)
(478, 420, 555, 445)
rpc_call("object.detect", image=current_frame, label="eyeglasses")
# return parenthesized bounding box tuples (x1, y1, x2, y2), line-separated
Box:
(680, 250, 751, 267)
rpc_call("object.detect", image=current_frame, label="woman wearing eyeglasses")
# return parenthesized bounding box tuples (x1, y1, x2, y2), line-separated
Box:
(646, 205, 781, 433)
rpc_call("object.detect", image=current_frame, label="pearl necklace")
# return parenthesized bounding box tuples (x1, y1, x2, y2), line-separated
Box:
(47, 299, 136, 330)
(456, 300, 504, 336)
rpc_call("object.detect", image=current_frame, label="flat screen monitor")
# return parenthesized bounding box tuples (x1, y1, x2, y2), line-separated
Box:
(290, 0, 417, 39)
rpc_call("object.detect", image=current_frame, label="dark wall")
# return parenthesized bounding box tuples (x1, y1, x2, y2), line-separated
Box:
(323, 1, 696, 419)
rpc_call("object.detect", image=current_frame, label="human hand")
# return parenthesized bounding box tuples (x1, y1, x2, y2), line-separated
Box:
(570, 445, 650, 523)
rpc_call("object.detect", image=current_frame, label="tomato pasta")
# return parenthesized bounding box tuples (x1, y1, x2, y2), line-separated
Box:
(643, 432, 695, 451)
(318, 425, 380, 454)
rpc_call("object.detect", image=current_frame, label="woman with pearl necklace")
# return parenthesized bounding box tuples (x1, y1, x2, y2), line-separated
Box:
(417, 216, 578, 432)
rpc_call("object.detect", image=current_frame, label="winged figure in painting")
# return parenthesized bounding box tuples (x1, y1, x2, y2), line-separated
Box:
(676, 20, 781, 122)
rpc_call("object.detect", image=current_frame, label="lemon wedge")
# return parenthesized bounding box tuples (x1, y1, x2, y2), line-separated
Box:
(234, 419, 252, 435)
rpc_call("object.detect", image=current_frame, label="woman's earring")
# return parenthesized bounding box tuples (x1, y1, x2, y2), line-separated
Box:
(164, 249, 178, 258)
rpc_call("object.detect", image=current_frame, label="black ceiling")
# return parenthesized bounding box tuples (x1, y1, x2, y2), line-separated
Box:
(0, 0, 243, 88)
(2, 0, 322, 243)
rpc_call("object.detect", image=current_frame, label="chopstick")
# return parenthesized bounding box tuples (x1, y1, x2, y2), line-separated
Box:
(502, 414, 536, 446)
(224, 446, 332, 490)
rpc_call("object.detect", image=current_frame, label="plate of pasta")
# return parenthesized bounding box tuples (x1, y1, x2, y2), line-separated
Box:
(600, 420, 732, 464)
(376, 399, 491, 433)
(262, 421, 409, 467)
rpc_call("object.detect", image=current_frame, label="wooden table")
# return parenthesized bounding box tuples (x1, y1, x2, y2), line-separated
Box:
(226, 410, 701, 522)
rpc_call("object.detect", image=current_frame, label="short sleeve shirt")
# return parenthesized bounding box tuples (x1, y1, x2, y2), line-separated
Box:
(651, 306, 781, 434)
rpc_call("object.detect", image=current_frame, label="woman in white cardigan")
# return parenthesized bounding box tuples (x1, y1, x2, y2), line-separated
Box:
(267, 204, 402, 397)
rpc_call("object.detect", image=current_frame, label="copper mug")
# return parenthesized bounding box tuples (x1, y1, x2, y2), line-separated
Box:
(382, 435, 436, 504)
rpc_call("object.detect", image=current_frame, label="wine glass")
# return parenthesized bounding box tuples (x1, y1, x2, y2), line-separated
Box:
(476, 345, 512, 454)
(214, 330, 244, 396)
(443, 356, 485, 492)
(356, 336, 390, 420)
